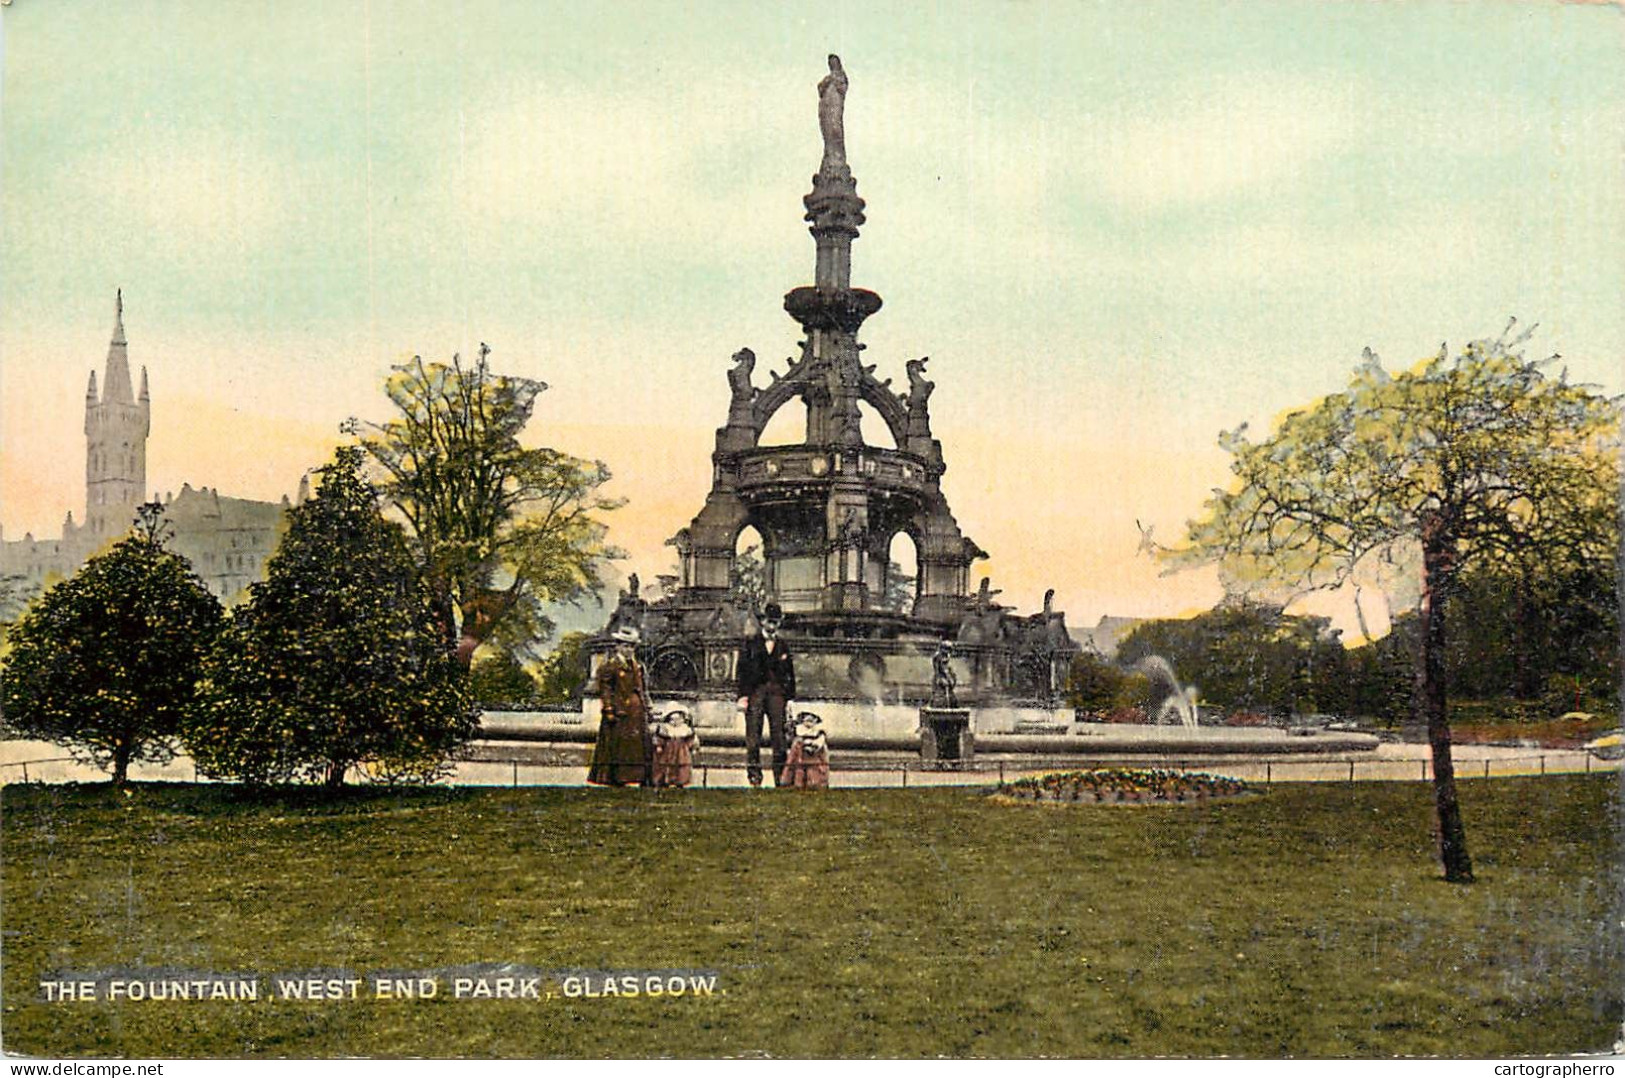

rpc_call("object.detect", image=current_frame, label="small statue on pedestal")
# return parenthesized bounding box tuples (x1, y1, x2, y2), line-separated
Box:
(931, 640, 958, 708)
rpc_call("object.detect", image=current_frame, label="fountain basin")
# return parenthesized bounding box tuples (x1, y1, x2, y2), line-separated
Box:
(479, 707, 1379, 755)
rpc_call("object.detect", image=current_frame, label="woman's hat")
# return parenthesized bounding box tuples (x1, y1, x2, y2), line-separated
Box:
(611, 624, 641, 644)
(663, 707, 691, 723)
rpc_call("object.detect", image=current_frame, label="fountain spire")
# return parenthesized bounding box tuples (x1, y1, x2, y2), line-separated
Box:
(803, 54, 866, 292)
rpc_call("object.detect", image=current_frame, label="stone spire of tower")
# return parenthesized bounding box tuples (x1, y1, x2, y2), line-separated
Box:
(83, 289, 150, 540)
(102, 289, 135, 404)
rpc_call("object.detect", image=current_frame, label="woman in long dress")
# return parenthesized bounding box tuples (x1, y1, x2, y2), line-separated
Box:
(587, 625, 653, 787)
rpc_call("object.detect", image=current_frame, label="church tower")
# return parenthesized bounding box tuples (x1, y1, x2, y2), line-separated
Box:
(83, 290, 150, 541)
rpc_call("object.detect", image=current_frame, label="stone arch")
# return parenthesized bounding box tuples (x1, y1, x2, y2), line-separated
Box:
(855, 399, 897, 448)
(858, 378, 910, 448)
(732, 522, 769, 610)
(758, 399, 805, 446)
(882, 529, 920, 614)
(752, 378, 806, 437)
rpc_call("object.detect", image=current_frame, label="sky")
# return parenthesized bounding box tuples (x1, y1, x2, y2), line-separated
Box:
(2, 1, 1622, 639)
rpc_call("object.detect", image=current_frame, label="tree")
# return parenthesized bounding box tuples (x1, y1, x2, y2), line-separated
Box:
(881, 559, 916, 614)
(534, 631, 591, 705)
(1165, 324, 1619, 881)
(1064, 649, 1127, 713)
(1116, 599, 1347, 718)
(345, 346, 623, 668)
(2, 504, 223, 783)
(730, 542, 768, 616)
(1345, 614, 1420, 727)
(469, 650, 539, 709)
(1440, 557, 1617, 704)
(186, 449, 477, 789)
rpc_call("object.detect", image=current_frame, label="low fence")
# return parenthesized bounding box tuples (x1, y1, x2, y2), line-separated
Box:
(451, 750, 1618, 788)
(1, 748, 1617, 788)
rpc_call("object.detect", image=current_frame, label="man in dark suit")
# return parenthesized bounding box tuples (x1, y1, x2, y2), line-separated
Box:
(736, 602, 796, 787)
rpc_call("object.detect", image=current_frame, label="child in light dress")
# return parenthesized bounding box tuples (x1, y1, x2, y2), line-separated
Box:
(780, 711, 829, 789)
(650, 707, 699, 788)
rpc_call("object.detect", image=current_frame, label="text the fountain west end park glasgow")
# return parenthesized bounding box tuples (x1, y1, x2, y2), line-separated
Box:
(37, 969, 722, 1002)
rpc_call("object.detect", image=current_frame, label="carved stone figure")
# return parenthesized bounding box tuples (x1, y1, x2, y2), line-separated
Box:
(932, 640, 959, 708)
(839, 507, 866, 546)
(905, 356, 934, 410)
(817, 55, 849, 173)
(728, 347, 757, 402)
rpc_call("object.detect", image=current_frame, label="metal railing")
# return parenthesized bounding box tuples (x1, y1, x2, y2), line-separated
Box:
(1, 749, 1617, 788)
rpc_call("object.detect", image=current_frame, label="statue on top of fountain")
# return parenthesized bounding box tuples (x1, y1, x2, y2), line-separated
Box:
(817, 55, 849, 175)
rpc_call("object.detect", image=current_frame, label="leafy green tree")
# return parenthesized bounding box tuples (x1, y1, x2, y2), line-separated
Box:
(2, 505, 223, 783)
(1165, 325, 1619, 882)
(1065, 650, 1127, 713)
(730, 542, 768, 616)
(1441, 558, 1617, 704)
(186, 449, 477, 789)
(534, 631, 590, 705)
(345, 346, 623, 667)
(1117, 600, 1347, 718)
(469, 650, 539, 709)
(881, 559, 916, 614)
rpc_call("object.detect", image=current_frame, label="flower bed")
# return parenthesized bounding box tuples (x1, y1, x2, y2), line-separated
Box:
(994, 767, 1249, 805)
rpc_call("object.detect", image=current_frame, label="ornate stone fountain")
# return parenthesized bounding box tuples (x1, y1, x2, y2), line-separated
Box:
(589, 56, 1079, 740)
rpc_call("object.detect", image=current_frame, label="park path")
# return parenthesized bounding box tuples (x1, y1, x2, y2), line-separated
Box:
(1, 737, 1616, 788)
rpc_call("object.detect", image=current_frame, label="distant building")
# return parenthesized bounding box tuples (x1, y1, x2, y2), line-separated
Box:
(1077, 615, 1148, 658)
(0, 293, 295, 601)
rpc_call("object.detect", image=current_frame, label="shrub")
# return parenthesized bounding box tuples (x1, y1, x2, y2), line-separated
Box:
(1, 505, 223, 783)
(185, 449, 477, 789)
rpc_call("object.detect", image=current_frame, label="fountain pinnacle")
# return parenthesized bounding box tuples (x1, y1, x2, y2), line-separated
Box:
(798, 54, 873, 299)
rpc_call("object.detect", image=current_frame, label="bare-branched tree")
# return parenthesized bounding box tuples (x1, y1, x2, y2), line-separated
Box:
(1163, 323, 1620, 882)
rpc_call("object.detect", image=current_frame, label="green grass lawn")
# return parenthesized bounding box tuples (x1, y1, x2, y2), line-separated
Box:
(2, 776, 1619, 1058)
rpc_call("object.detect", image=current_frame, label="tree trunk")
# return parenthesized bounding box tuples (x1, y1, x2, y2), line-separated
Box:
(432, 593, 461, 659)
(455, 632, 481, 670)
(1421, 528, 1473, 883)
(323, 761, 348, 790)
(112, 743, 131, 786)
(454, 588, 516, 671)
